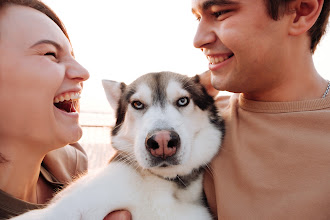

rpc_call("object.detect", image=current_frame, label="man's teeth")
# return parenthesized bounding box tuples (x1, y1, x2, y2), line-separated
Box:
(54, 92, 81, 103)
(207, 55, 231, 64)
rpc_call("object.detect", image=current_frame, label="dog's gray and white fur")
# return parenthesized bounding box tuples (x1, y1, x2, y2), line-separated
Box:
(11, 71, 225, 220)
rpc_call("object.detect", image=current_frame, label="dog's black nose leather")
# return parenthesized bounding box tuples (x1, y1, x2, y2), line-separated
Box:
(145, 130, 180, 159)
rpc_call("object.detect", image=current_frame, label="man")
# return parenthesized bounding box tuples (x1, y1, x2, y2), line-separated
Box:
(112, 0, 329, 219)
(192, 0, 330, 219)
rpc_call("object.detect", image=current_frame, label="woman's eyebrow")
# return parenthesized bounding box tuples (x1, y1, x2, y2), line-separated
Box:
(30, 39, 62, 50)
(30, 39, 74, 56)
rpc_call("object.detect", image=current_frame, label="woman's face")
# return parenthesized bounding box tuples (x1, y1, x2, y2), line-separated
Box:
(0, 5, 90, 151)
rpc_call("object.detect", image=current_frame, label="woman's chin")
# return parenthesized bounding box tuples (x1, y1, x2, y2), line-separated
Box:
(55, 125, 83, 147)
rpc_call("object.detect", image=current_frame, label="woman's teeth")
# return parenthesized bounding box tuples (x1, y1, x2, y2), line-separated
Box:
(53, 92, 80, 113)
(54, 92, 80, 103)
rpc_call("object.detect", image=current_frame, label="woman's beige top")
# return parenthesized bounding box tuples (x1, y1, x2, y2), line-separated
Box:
(0, 143, 88, 219)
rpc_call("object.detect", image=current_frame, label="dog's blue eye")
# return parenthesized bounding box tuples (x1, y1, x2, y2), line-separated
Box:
(177, 97, 189, 107)
(131, 101, 144, 110)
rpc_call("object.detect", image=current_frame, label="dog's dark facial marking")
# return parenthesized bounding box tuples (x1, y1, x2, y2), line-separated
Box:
(165, 167, 204, 188)
(209, 105, 226, 139)
(183, 75, 214, 111)
(185, 75, 225, 139)
(112, 83, 129, 136)
(151, 73, 167, 108)
(149, 156, 180, 167)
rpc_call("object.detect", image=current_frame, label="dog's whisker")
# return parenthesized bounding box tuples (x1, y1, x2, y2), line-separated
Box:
(176, 176, 187, 188)
(176, 121, 185, 128)
(203, 163, 215, 177)
(111, 122, 124, 132)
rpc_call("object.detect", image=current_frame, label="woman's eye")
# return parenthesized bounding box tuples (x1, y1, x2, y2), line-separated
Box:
(44, 52, 57, 58)
(176, 97, 190, 107)
(131, 101, 145, 110)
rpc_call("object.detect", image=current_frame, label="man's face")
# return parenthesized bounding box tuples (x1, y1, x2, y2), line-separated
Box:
(192, 0, 292, 94)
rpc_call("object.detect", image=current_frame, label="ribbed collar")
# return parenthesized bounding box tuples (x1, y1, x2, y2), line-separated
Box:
(238, 94, 330, 113)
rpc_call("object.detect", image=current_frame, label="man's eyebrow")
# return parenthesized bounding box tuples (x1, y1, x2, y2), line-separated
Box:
(30, 39, 75, 56)
(202, 0, 239, 10)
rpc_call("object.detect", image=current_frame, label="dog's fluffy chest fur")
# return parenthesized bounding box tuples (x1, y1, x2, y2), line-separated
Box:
(12, 162, 212, 220)
(106, 162, 210, 219)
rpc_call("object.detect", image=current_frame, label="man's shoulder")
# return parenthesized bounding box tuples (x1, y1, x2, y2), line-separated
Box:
(214, 93, 238, 112)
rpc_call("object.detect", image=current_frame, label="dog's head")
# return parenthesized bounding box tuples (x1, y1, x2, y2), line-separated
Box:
(103, 71, 224, 178)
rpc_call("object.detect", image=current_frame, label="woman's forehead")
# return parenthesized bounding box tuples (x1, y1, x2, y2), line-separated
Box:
(0, 4, 70, 50)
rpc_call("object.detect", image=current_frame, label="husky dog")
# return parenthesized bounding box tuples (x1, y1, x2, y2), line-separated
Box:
(11, 71, 225, 220)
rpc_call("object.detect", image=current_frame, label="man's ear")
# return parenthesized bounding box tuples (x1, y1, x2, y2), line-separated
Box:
(288, 0, 323, 36)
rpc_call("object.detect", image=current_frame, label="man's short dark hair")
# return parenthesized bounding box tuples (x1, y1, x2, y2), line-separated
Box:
(264, 0, 329, 53)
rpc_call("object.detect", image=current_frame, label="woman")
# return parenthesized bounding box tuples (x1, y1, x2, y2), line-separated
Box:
(0, 1, 130, 219)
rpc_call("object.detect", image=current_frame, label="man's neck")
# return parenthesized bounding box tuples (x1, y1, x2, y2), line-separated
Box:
(243, 53, 328, 102)
(243, 77, 328, 102)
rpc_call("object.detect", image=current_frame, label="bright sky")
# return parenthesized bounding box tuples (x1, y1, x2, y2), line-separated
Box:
(43, 0, 330, 113)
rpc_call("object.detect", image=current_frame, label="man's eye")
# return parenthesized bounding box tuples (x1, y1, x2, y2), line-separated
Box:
(212, 10, 230, 18)
(131, 101, 145, 110)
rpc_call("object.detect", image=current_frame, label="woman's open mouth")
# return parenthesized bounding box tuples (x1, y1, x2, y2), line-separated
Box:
(53, 92, 80, 113)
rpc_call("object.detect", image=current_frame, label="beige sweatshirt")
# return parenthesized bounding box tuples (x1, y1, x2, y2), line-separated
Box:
(0, 143, 88, 219)
(204, 93, 330, 220)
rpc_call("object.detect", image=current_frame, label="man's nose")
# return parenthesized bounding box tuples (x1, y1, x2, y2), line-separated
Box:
(193, 19, 217, 49)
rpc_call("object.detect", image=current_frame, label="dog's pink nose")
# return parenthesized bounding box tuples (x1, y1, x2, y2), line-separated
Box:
(145, 130, 180, 159)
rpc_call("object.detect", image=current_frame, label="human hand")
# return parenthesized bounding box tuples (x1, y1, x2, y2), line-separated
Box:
(198, 70, 219, 97)
(103, 210, 132, 220)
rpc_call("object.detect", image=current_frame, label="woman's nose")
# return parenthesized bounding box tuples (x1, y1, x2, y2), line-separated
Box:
(66, 59, 90, 82)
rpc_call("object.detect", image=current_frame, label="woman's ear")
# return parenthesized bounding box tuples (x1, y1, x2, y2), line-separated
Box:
(288, 0, 323, 36)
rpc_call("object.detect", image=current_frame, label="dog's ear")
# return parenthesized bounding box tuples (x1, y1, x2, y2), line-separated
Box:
(192, 71, 219, 98)
(102, 79, 126, 111)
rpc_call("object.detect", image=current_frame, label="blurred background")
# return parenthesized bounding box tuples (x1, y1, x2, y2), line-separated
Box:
(43, 0, 330, 169)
